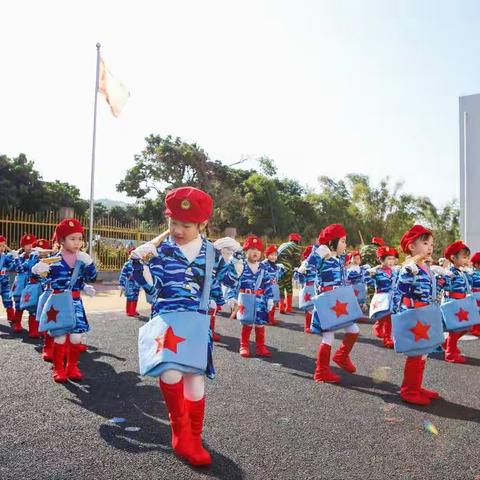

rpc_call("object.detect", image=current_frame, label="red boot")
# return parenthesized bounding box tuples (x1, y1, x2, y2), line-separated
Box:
(78, 343, 88, 352)
(42, 334, 54, 362)
(255, 326, 272, 357)
(268, 307, 279, 326)
(28, 314, 40, 338)
(210, 312, 220, 342)
(66, 343, 84, 381)
(400, 356, 430, 406)
(419, 358, 440, 399)
(240, 325, 253, 357)
(286, 294, 293, 313)
(372, 319, 384, 338)
(314, 343, 341, 383)
(159, 379, 194, 462)
(471, 324, 480, 337)
(132, 299, 140, 316)
(445, 331, 467, 363)
(126, 300, 136, 317)
(332, 332, 359, 373)
(185, 397, 212, 466)
(52, 342, 68, 383)
(11, 309, 23, 333)
(382, 315, 394, 349)
(279, 298, 286, 314)
(6, 307, 15, 323)
(304, 311, 312, 333)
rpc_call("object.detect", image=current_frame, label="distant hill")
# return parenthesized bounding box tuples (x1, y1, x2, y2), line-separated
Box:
(96, 198, 134, 209)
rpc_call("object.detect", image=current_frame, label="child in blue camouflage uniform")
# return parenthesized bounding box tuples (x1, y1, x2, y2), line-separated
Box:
(294, 245, 314, 332)
(345, 250, 370, 314)
(228, 235, 275, 357)
(367, 245, 399, 349)
(0, 236, 18, 324)
(32, 219, 97, 383)
(131, 187, 238, 467)
(396, 225, 440, 406)
(442, 241, 472, 363)
(262, 244, 286, 326)
(11, 234, 37, 333)
(305, 224, 360, 384)
(468, 251, 480, 336)
(119, 247, 142, 317)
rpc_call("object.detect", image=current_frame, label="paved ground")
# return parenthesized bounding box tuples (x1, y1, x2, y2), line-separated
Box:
(1, 291, 480, 480)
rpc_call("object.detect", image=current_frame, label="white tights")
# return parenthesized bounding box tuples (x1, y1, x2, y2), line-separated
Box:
(321, 323, 360, 345)
(160, 369, 205, 401)
(54, 333, 82, 344)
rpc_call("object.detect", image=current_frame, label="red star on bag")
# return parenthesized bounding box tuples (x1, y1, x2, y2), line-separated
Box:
(304, 293, 312, 302)
(238, 305, 246, 315)
(155, 326, 186, 354)
(24, 293, 31, 303)
(46, 305, 59, 323)
(354, 289, 360, 297)
(409, 320, 430, 342)
(331, 300, 349, 317)
(455, 308, 469, 322)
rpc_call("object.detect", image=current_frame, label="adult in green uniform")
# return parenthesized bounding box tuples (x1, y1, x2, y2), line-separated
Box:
(277, 233, 302, 313)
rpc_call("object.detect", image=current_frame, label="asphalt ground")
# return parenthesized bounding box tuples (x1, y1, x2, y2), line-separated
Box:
(1, 293, 480, 480)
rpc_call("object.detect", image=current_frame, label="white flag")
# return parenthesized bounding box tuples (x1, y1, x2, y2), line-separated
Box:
(98, 58, 130, 117)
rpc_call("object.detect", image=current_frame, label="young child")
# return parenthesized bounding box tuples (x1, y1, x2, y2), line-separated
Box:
(468, 251, 480, 336)
(396, 225, 440, 406)
(368, 246, 399, 349)
(228, 235, 274, 358)
(294, 245, 314, 333)
(262, 244, 285, 326)
(277, 233, 302, 313)
(130, 187, 238, 467)
(32, 219, 97, 382)
(442, 240, 473, 363)
(11, 234, 37, 333)
(119, 247, 142, 317)
(305, 224, 360, 383)
(345, 250, 370, 315)
(0, 236, 19, 323)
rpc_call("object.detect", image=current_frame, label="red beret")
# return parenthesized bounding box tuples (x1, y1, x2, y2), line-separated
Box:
(288, 233, 302, 242)
(265, 245, 278, 256)
(33, 238, 51, 250)
(346, 250, 361, 264)
(165, 187, 213, 223)
(0, 236, 6, 243)
(243, 235, 264, 252)
(302, 245, 313, 259)
(444, 240, 469, 259)
(54, 219, 84, 241)
(128, 247, 135, 256)
(377, 246, 399, 258)
(318, 224, 347, 245)
(400, 225, 432, 254)
(371, 237, 385, 247)
(471, 252, 480, 265)
(20, 234, 37, 247)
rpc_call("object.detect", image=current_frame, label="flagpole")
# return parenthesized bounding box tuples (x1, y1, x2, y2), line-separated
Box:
(88, 42, 101, 256)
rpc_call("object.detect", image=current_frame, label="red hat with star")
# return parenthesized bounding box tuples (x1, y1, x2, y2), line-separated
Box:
(0, 236, 6, 243)
(20, 234, 37, 247)
(33, 238, 51, 250)
(400, 225, 432, 254)
(288, 233, 302, 242)
(243, 235, 264, 252)
(471, 251, 480, 265)
(302, 245, 313, 259)
(377, 246, 399, 259)
(346, 250, 362, 264)
(318, 224, 347, 245)
(264, 245, 278, 256)
(54, 218, 84, 241)
(444, 240, 469, 260)
(371, 237, 385, 247)
(164, 187, 213, 223)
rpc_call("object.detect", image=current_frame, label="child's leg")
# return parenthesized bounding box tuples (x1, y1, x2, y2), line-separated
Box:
(1, 279, 15, 322)
(52, 335, 68, 383)
(445, 331, 467, 363)
(255, 325, 272, 357)
(400, 355, 430, 406)
(332, 323, 360, 373)
(314, 331, 341, 383)
(66, 333, 84, 381)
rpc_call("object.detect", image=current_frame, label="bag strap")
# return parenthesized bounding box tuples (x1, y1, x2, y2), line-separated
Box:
(254, 267, 264, 291)
(68, 261, 83, 292)
(0, 254, 5, 271)
(198, 241, 215, 312)
(459, 270, 472, 294)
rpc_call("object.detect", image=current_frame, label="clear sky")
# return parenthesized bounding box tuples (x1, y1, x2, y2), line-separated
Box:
(2, 0, 479, 207)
